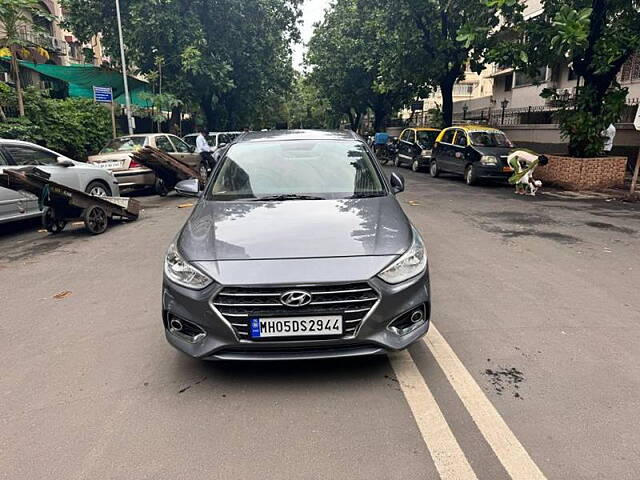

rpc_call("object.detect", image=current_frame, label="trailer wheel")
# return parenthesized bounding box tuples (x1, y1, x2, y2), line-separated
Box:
(42, 207, 67, 234)
(84, 205, 109, 235)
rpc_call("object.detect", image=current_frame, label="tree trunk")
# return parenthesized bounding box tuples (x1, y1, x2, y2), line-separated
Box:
(347, 108, 361, 131)
(10, 51, 25, 117)
(440, 77, 455, 127)
(169, 106, 182, 135)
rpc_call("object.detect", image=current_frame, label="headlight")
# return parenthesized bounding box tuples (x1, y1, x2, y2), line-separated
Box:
(420, 149, 431, 157)
(378, 229, 427, 284)
(480, 155, 498, 165)
(164, 243, 212, 289)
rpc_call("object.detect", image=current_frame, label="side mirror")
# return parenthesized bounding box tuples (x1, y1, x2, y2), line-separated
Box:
(175, 178, 202, 197)
(390, 172, 405, 194)
(57, 157, 74, 167)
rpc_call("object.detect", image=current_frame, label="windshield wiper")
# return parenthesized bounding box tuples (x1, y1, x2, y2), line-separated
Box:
(347, 192, 386, 198)
(249, 194, 326, 201)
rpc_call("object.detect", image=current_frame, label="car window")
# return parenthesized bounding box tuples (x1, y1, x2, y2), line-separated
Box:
(100, 136, 146, 154)
(0, 149, 9, 166)
(208, 140, 386, 201)
(416, 131, 439, 148)
(408, 130, 416, 143)
(219, 134, 231, 145)
(440, 129, 455, 144)
(5, 145, 59, 166)
(183, 136, 196, 147)
(454, 130, 468, 147)
(156, 136, 174, 153)
(206, 135, 218, 147)
(169, 136, 192, 153)
(469, 131, 513, 147)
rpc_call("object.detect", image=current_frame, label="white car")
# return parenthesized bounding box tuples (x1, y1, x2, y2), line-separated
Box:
(0, 139, 120, 225)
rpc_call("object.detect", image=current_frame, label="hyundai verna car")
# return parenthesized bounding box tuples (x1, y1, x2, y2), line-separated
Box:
(163, 130, 430, 360)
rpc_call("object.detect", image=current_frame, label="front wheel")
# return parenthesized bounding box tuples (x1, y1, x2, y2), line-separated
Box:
(394, 154, 402, 168)
(430, 159, 440, 178)
(412, 159, 422, 172)
(464, 164, 479, 186)
(85, 181, 111, 197)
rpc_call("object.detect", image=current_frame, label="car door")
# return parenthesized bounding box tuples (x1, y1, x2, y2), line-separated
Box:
(0, 148, 26, 221)
(168, 135, 201, 169)
(450, 129, 470, 174)
(435, 128, 456, 172)
(398, 129, 415, 164)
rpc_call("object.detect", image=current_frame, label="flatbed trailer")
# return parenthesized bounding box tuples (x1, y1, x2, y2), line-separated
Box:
(131, 146, 205, 195)
(0, 167, 140, 235)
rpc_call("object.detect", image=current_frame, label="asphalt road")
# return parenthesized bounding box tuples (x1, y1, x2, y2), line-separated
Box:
(1, 168, 639, 480)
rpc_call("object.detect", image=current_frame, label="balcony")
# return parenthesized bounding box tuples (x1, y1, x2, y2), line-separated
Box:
(17, 30, 68, 56)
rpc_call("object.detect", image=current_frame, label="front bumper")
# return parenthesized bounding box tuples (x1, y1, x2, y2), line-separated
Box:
(476, 164, 513, 180)
(162, 270, 431, 361)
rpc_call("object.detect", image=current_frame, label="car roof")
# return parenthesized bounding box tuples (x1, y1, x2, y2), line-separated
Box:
(237, 129, 360, 143)
(406, 127, 441, 131)
(451, 125, 503, 133)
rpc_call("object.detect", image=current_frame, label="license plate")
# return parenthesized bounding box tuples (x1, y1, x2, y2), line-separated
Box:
(96, 161, 123, 170)
(249, 316, 343, 339)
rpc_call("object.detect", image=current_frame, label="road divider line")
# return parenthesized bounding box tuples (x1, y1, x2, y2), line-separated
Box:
(389, 350, 478, 480)
(425, 325, 547, 480)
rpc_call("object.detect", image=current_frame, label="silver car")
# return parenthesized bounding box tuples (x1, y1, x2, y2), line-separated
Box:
(0, 140, 120, 225)
(163, 130, 430, 361)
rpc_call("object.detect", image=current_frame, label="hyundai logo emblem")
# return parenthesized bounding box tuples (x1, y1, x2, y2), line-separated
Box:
(280, 290, 312, 307)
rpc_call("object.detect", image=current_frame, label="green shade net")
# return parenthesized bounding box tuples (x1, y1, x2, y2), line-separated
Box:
(2, 59, 152, 107)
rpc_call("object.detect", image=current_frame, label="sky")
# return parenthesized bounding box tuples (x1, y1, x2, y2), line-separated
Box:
(292, 0, 332, 70)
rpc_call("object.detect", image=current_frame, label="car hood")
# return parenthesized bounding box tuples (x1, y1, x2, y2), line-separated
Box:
(472, 146, 514, 157)
(178, 196, 412, 261)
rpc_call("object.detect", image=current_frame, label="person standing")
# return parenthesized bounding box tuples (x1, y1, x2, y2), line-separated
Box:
(195, 128, 214, 172)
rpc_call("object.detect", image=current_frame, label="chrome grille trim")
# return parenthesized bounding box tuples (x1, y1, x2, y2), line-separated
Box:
(210, 282, 380, 341)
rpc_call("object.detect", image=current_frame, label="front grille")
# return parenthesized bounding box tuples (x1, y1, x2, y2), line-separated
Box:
(211, 282, 379, 340)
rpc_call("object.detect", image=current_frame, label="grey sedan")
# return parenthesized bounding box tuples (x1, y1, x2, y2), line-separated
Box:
(163, 130, 431, 361)
(0, 140, 120, 225)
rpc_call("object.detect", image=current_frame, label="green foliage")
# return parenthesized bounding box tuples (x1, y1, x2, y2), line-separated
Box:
(61, 0, 301, 130)
(287, 74, 339, 129)
(490, 0, 640, 156)
(1, 87, 112, 159)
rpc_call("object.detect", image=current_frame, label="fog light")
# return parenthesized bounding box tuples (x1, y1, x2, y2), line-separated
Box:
(167, 315, 207, 343)
(388, 305, 427, 336)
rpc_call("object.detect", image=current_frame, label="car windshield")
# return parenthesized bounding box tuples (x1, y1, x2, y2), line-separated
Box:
(100, 137, 147, 154)
(469, 131, 513, 147)
(417, 131, 439, 148)
(207, 140, 386, 201)
(206, 135, 218, 147)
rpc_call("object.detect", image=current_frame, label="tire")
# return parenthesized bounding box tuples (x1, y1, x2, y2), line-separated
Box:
(464, 164, 479, 186)
(411, 159, 422, 172)
(430, 159, 440, 178)
(394, 154, 402, 168)
(85, 181, 111, 197)
(155, 178, 169, 197)
(83, 205, 109, 235)
(42, 207, 67, 234)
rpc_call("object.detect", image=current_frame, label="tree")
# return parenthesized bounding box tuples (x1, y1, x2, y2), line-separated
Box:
(0, 0, 54, 116)
(489, 0, 640, 157)
(381, 0, 523, 128)
(306, 0, 421, 132)
(61, 0, 301, 131)
(287, 73, 340, 129)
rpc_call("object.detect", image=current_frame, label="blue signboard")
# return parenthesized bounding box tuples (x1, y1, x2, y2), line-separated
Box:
(93, 86, 114, 103)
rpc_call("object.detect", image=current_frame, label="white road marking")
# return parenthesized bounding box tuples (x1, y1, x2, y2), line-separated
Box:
(388, 350, 478, 480)
(425, 324, 547, 480)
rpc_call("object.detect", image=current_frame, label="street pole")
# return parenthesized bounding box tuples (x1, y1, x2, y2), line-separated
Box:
(110, 101, 117, 138)
(631, 151, 640, 195)
(115, 0, 133, 135)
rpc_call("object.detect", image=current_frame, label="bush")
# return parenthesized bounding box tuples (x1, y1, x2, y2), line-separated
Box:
(0, 87, 112, 160)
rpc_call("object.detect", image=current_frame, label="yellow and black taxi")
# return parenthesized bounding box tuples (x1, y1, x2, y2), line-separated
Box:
(395, 127, 441, 172)
(430, 125, 515, 185)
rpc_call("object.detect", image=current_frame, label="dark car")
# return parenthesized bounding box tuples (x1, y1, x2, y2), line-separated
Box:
(163, 130, 431, 361)
(395, 127, 441, 172)
(430, 125, 516, 185)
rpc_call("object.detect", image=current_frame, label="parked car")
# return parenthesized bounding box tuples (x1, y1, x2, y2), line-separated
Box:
(0, 140, 120, 225)
(87, 134, 202, 191)
(395, 127, 441, 171)
(183, 132, 232, 152)
(430, 125, 515, 185)
(163, 129, 431, 361)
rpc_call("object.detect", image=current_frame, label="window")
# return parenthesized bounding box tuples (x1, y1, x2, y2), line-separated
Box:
(100, 136, 146, 154)
(454, 130, 468, 147)
(155, 136, 174, 153)
(5, 145, 58, 166)
(620, 53, 640, 83)
(440, 129, 455, 144)
(208, 140, 386, 201)
(169, 136, 192, 153)
(218, 134, 231, 145)
(514, 67, 547, 87)
(407, 130, 416, 143)
(453, 84, 474, 96)
(184, 136, 196, 148)
(0, 150, 8, 166)
(400, 130, 411, 142)
(504, 73, 513, 92)
(469, 131, 513, 147)
(416, 130, 439, 148)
